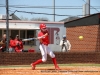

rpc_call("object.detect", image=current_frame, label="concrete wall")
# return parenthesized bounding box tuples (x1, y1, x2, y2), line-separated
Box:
(67, 25, 100, 52)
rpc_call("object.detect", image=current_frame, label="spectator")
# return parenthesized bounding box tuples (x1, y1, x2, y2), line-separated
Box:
(9, 36, 16, 53)
(0, 34, 7, 52)
(60, 35, 71, 52)
(14, 35, 23, 52)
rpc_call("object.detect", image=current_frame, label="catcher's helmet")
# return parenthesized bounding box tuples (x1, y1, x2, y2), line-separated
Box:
(39, 23, 46, 29)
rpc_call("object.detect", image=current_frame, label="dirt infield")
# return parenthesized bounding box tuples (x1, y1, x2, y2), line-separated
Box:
(0, 66, 100, 75)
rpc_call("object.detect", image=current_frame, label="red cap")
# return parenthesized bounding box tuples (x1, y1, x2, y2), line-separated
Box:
(40, 23, 46, 29)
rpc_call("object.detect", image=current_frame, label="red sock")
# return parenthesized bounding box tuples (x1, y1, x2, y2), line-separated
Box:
(32, 59, 42, 66)
(52, 57, 58, 67)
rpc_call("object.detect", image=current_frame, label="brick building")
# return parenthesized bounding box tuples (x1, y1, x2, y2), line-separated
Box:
(64, 13, 100, 52)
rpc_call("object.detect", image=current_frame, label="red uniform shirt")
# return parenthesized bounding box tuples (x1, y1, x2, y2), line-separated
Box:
(14, 39, 23, 52)
(9, 39, 16, 48)
(38, 31, 49, 45)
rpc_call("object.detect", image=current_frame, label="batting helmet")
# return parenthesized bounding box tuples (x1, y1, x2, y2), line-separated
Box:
(40, 23, 46, 29)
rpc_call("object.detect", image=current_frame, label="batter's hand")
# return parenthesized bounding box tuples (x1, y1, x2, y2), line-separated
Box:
(37, 36, 45, 39)
(37, 33, 48, 39)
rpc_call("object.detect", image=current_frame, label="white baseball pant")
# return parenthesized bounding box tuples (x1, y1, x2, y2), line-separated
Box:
(39, 44, 55, 62)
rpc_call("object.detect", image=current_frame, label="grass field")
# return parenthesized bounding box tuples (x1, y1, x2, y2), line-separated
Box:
(0, 64, 100, 75)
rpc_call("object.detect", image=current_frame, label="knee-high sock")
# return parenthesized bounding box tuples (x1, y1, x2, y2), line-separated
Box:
(52, 57, 58, 67)
(32, 59, 42, 66)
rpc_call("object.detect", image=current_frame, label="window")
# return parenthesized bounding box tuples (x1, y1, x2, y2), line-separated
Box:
(27, 30, 34, 38)
(11, 30, 19, 38)
(20, 30, 25, 39)
(4, 30, 6, 34)
(0, 30, 2, 40)
(27, 30, 35, 45)
(4, 30, 10, 34)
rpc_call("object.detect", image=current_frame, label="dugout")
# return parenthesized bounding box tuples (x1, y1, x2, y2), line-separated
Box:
(64, 13, 100, 52)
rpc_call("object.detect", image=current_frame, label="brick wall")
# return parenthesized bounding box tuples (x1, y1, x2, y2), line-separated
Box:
(0, 52, 100, 65)
(67, 25, 100, 52)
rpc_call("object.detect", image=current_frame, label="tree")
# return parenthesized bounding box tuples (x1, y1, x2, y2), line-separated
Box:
(20, 16, 29, 21)
(30, 17, 49, 21)
(20, 16, 49, 21)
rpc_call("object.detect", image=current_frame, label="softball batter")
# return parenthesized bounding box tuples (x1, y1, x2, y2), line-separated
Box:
(31, 23, 60, 70)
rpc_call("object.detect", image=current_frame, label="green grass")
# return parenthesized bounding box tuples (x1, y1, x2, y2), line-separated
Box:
(58, 63, 100, 67)
(0, 63, 100, 68)
(36, 63, 100, 67)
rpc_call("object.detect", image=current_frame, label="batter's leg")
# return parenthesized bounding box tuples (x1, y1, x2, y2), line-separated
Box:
(47, 46, 60, 70)
(40, 44, 47, 62)
(31, 59, 42, 70)
(31, 44, 47, 70)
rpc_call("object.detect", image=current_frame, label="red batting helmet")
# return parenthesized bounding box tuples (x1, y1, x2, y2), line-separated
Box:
(40, 23, 46, 29)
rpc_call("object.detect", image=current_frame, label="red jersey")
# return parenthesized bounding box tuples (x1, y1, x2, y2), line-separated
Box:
(14, 39, 23, 52)
(9, 39, 16, 48)
(38, 31, 49, 45)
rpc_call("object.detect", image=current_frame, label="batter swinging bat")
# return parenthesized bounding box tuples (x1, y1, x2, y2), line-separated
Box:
(22, 38, 37, 41)
(22, 35, 46, 41)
